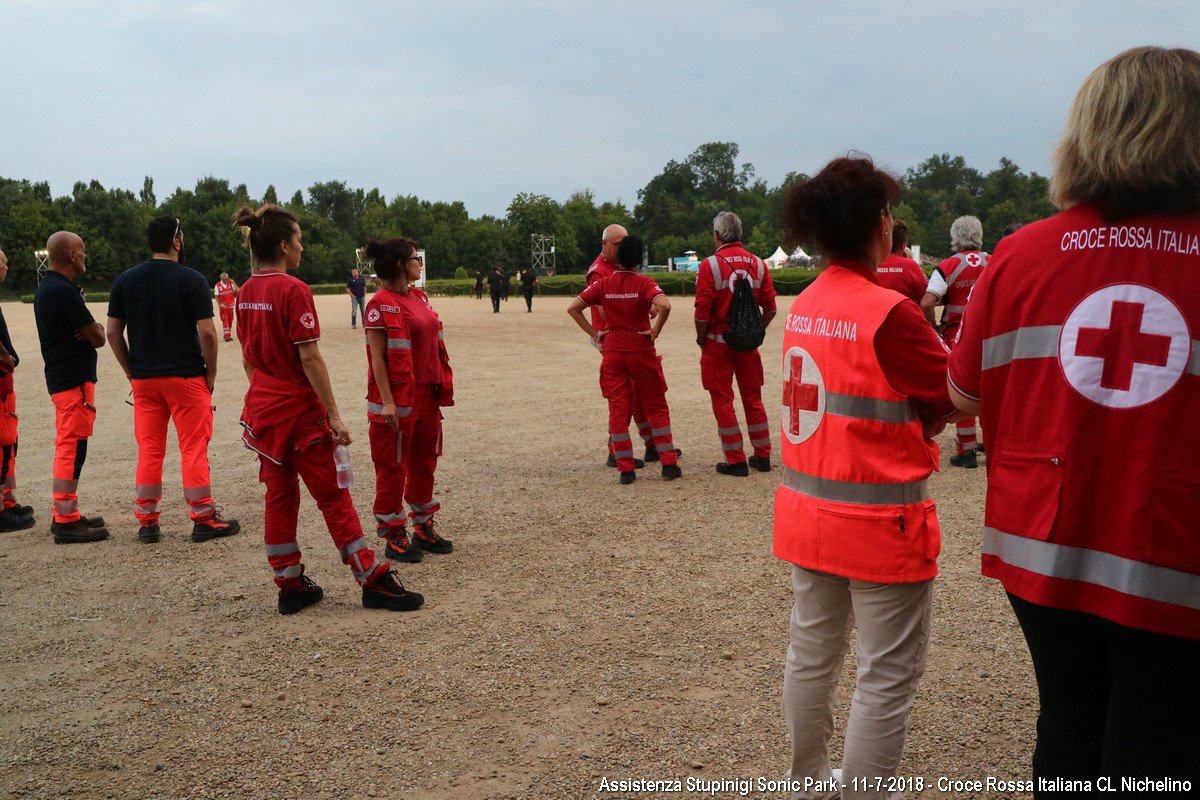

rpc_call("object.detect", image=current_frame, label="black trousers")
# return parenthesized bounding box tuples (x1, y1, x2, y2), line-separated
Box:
(475, 286, 482, 299)
(1008, 593, 1200, 797)
(523, 290, 533, 311)
(490, 291, 501, 312)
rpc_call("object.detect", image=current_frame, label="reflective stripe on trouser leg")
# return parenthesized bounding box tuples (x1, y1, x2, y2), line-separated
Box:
(183, 485, 216, 521)
(52, 477, 80, 522)
(340, 535, 386, 587)
(747, 421, 772, 456)
(369, 421, 408, 535)
(707, 374, 746, 464)
(404, 389, 441, 525)
(1, 443, 15, 507)
(734, 351, 770, 458)
(134, 483, 163, 525)
(260, 454, 304, 588)
(955, 419, 978, 454)
(291, 438, 375, 584)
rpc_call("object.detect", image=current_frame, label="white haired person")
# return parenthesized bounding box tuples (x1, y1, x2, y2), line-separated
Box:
(921, 215, 987, 467)
(949, 46, 1200, 789)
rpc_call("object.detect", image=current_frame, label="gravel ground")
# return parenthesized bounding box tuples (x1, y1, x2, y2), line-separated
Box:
(0, 292, 1035, 799)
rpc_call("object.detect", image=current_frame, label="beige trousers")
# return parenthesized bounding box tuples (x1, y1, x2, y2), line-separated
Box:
(782, 565, 933, 800)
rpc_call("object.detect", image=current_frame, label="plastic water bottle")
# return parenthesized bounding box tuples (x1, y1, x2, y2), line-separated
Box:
(333, 444, 355, 489)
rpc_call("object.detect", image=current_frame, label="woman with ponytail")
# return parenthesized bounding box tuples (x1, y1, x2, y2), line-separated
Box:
(360, 237, 454, 562)
(233, 205, 423, 614)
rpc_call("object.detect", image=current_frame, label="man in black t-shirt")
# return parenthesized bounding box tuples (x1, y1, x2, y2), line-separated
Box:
(520, 268, 539, 312)
(346, 269, 367, 328)
(0, 249, 34, 532)
(487, 267, 504, 313)
(107, 216, 239, 544)
(33, 231, 109, 544)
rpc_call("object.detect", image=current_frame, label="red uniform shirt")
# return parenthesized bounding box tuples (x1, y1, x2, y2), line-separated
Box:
(585, 255, 618, 332)
(875, 253, 926, 304)
(215, 279, 238, 307)
(694, 242, 777, 336)
(236, 271, 321, 388)
(385, 287, 443, 384)
(578, 270, 664, 354)
(363, 286, 415, 421)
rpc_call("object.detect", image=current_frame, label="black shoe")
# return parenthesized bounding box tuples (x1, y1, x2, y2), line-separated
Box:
(950, 451, 978, 469)
(643, 446, 682, 463)
(53, 519, 110, 544)
(384, 528, 423, 562)
(748, 456, 772, 473)
(661, 464, 682, 480)
(192, 512, 241, 542)
(413, 521, 453, 554)
(0, 508, 35, 532)
(619, 471, 637, 485)
(362, 570, 424, 611)
(5, 503, 34, 517)
(50, 515, 106, 535)
(606, 454, 645, 469)
(977, 443, 986, 455)
(138, 524, 161, 544)
(715, 462, 749, 477)
(278, 574, 324, 615)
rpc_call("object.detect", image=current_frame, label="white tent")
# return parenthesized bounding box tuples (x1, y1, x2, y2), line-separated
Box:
(764, 246, 789, 269)
(791, 246, 809, 259)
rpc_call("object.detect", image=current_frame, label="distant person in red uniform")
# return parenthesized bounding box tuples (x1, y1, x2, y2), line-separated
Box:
(694, 211, 777, 476)
(361, 236, 455, 563)
(569, 235, 681, 484)
(874, 219, 926, 304)
(0, 248, 34, 532)
(214, 273, 238, 341)
(922, 216, 988, 467)
(233, 204, 422, 615)
(949, 46, 1200, 791)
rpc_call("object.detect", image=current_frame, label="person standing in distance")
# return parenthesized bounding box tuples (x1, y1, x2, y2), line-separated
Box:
(33, 232, 109, 543)
(487, 266, 504, 313)
(346, 268, 367, 329)
(473, 270, 484, 300)
(233, 204, 422, 614)
(0, 248, 35, 532)
(921, 216, 988, 467)
(214, 272, 239, 341)
(520, 267, 538, 312)
(107, 216, 240, 544)
(694, 211, 777, 477)
(874, 220, 927, 304)
(949, 46, 1200, 790)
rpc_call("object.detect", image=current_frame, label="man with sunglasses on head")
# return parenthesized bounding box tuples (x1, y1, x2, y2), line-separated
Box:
(106, 216, 240, 544)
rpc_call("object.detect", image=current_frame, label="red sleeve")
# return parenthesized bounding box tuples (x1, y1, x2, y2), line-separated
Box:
(643, 277, 664, 303)
(758, 262, 777, 312)
(363, 296, 385, 330)
(875, 299, 956, 416)
(948, 279, 988, 401)
(287, 283, 321, 344)
(578, 279, 603, 307)
(694, 259, 715, 321)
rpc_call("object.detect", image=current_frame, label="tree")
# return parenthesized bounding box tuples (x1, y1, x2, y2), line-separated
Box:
(262, 184, 279, 205)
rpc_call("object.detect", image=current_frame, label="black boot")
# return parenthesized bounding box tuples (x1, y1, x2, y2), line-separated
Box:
(278, 574, 324, 615)
(715, 462, 749, 477)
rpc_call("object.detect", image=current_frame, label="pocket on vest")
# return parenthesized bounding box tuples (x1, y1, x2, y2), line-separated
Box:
(816, 500, 935, 578)
(1149, 467, 1200, 573)
(984, 450, 1063, 541)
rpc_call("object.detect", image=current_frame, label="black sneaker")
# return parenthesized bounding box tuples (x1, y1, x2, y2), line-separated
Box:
(950, 451, 978, 469)
(606, 454, 645, 469)
(644, 447, 683, 464)
(278, 574, 324, 615)
(138, 524, 161, 544)
(50, 515, 106, 535)
(748, 456, 772, 473)
(362, 570, 424, 611)
(619, 471, 637, 485)
(192, 512, 241, 542)
(384, 528, 423, 563)
(413, 521, 453, 554)
(53, 519, 110, 544)
(715, 462, 749, 477)
(0, 508, 35, 532)
(661, 464, 682, 480)
(5, 503, 34, 517)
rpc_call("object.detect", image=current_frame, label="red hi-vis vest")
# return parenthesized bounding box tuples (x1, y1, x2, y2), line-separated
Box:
(938, 250, 987, 331)
(363, 288, 415, 424)
(216, 279, 237, 307)
(773, 265, 941, 583)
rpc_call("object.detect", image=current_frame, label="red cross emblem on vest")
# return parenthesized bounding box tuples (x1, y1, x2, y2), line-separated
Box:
(965, 252, 982, 268)
(784, 354, 819, 436)
(1059, 284, 1191, 409)
(782, 346, 825, 443)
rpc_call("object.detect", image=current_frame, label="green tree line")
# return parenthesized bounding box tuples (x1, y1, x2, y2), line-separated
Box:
(0, 144, 1056, 290)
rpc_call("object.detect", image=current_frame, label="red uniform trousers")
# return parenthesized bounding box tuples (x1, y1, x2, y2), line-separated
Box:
(0, 391, 20, 508)
(219, 304, 235, 339)
(132, 376, 217, 526)
(942, 325, 978, 454)
(369, 419, 410, 536)
(395, 383, 442, 527)
(50, 382, 96, 524)
(700, 340, 770, 464)
(601, 351, 678, 473)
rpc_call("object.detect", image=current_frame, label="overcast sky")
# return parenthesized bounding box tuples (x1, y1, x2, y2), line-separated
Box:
(3, 1, 1196, 217)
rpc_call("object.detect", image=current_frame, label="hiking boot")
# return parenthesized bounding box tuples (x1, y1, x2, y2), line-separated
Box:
(413, 521, 453, 554)
(606, 454, 644, 469)
(619, 470, 637, 485)
(278, 574, 324, 615)
(192, 512, 241, 542)
(5, 503, 34, 517)
(661, 464, 682, 480)
(950, 450, 979, 469)
(138, 524, 161, 544)
(384, 527, 423, 563)
(51, 515, 105, 535)
(362, 570, 424, 612)
(53, 519, 110, 544)
(748, 456, 772, 473)
(0, 508, 35, 532)
(715, 461, 749, 477)
(644, 447, 683, 464)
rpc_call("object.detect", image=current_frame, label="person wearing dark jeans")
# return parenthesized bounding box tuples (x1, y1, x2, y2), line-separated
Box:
(486, 267, 503, 313)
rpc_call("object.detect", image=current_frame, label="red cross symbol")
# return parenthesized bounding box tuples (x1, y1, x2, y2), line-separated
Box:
(966, 253, 981, 267)
(784, 354, 819, 435)
(1075, 300, 1172, 392)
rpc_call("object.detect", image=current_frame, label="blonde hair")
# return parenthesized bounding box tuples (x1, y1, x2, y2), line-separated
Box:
(1051, 46, 1200, 218)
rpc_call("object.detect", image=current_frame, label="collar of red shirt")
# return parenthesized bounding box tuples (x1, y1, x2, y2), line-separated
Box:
(827, 259, 881, 285)
(715, 242, 744, 254)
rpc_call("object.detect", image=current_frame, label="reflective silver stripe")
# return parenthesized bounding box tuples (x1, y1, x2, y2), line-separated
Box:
(410, 499, 439, 512)
(945, 253, 971, 286)
(946, 304, 966, 314)
(747, 422, 770, 434)
(135, 499, 161, 513)
(366, 401, 413, 416)
(52, 478, 79, 493)
(982, 325, 1062, 370)
(611, 433, 632, 443)
(273, 564, 303, 579)
(339, 536, 369, 560)
(721, 441, 743, 451)
(717, 426, 741, 436)
(983, 527, 1200, 612)
(386, 338, 412, 350)
(654, 443, 676, 453)
(374, 512, 406, 524)
(437, 330, 445, 341)
(636, 421, 651, 431)
(750, 437, 771, 447)
(135, 484, 163, 500)
(781, 466, 929, 505)
(708, 257, 726, 291)
(651, 427, 671, 437)
(266, 542, 300, 557)
(1188, 341, 1200, 376)
(411, 511, 436, 524)
(705, 333, 725, 343)
(54, 500, 77, 514)
(825, 391, 919, 424)
(183, 485, 213, 502)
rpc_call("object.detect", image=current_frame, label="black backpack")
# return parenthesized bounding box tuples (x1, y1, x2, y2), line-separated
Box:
(724, 263, 765, 352)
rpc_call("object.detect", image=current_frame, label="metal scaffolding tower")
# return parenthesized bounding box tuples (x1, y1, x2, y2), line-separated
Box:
(531, 234, 556, 276)
(34, 249, 50, 283)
